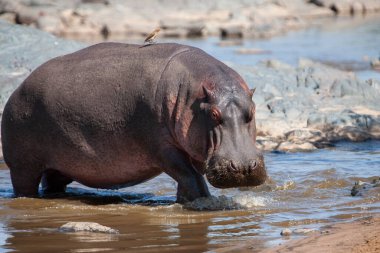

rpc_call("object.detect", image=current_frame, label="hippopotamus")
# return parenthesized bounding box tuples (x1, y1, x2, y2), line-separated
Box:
(1, 43, 266, 203)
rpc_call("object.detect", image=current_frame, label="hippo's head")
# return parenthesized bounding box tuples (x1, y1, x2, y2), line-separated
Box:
(199, 81, 266, 189)
(169, 48, 266, 189)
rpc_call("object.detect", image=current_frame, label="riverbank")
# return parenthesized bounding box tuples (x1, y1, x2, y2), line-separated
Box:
(1, 0, 380, 42)
(261, 216, 380, 253)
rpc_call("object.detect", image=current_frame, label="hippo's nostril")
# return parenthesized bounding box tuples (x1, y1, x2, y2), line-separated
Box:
(229, 161, 238, 172)
(249, 160, 258, 171)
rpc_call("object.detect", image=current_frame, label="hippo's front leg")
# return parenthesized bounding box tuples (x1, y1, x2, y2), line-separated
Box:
(160, 146, 211, 203)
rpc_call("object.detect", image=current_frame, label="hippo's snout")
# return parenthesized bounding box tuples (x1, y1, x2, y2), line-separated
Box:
(205, 155, 267, 188)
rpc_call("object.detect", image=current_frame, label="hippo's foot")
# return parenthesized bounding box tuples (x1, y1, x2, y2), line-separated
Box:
(10, 165, 42, 197)
(176, 180, 211, 204)
(160, 145, 211, 204)
(41, 169, 73, 196)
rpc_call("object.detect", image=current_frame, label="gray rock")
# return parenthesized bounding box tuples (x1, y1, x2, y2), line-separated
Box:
(329, 79, 365, 97)
(15, 8, 40, 25)
(161, 28, 188, 38)
(351, 2, 365, 15)
(36, 15, 62, 34)
(0, 21, 84, 114)
(277, 141, 317, 152)
(329, 1, 353, 15)
(256, 137, 279, 151)
(351, 178, 380, 196)
(160, 18, 205, 38)
(265, 59, 294, 71)
(220, 25, 244, 39)
(0, 0, 24, 14)
(371, 59, 380, 70)
(0, 13, 16, 23)
(280, 228, 292, 236)
(285, 128, 327, 143)
(293, 228, 316, 234)
(60, 222, 119, 234)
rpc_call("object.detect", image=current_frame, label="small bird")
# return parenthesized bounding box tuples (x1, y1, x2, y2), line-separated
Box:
(141, 28, 161, 47)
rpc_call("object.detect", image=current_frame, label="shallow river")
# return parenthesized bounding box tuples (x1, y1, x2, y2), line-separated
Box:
(1, 14, 380, 253)
(160, 14, 380, 81)
(0, 141, 379, 252)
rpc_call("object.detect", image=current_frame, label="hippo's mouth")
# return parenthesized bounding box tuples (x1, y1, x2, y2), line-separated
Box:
(205, 157, 266, 188)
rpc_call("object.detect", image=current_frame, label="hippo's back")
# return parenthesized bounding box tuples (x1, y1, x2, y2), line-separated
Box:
(1, 42, 199, 171)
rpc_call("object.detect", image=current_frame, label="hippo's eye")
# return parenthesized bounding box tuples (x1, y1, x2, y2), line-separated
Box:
(210, 106, 222, 124)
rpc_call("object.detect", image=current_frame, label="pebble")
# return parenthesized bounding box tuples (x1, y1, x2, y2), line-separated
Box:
(280, 228, 292, 236)
(281, 228, 317, 236)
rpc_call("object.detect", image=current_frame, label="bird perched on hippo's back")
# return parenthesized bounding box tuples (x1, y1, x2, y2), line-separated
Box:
(140, 27, 161, 47)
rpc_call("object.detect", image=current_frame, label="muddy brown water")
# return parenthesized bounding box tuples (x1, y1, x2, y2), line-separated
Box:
(0, 141, 379, 252)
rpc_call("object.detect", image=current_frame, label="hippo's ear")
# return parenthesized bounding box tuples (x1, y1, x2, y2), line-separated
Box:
(199, 85, 214, 110)
(203, 86, 213, 98)
(202, 85, 215, 103)
(249, 88, 256, 98)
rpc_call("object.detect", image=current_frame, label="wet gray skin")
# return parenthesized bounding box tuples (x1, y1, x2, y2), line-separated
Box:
(1, 43, 266, 204)
(202, 85, 266, 189)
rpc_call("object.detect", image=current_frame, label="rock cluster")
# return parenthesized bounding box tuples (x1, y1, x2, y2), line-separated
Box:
(309, 0, 380, 16)
(235, 59, 380, 151)
(1, 0, 380, 41)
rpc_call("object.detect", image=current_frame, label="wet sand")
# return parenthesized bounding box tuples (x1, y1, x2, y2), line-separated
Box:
(261, 216, 380, 253)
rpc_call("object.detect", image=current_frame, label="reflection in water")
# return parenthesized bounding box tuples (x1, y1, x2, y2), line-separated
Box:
(71, 232, 119, 243)
(0, 223, 11, 253)
(0, 141, 379, 252)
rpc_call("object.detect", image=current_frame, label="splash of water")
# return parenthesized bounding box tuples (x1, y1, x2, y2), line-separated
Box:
(184, 194, 270, 211)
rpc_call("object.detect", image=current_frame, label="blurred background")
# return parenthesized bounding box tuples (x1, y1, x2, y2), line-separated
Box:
(1, 0, 379, 76)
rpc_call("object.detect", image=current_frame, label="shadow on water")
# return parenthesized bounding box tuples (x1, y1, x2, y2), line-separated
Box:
(0, 183, 253, 210)
(56, 188, 177, 206)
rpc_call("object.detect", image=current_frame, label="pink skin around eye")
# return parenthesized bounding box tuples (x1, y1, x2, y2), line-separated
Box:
(210, 107, 221, 123)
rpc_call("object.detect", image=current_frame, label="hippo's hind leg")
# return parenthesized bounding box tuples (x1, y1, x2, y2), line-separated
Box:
(41, 169, 73, 195)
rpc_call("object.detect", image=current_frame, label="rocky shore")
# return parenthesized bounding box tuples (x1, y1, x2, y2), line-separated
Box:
(241, 59, 380, 152)
(0, 21, 379, 156)
(1, 0, 380, 41)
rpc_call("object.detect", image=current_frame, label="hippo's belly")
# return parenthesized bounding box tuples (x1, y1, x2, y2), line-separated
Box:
(47, 136, 163, 189)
